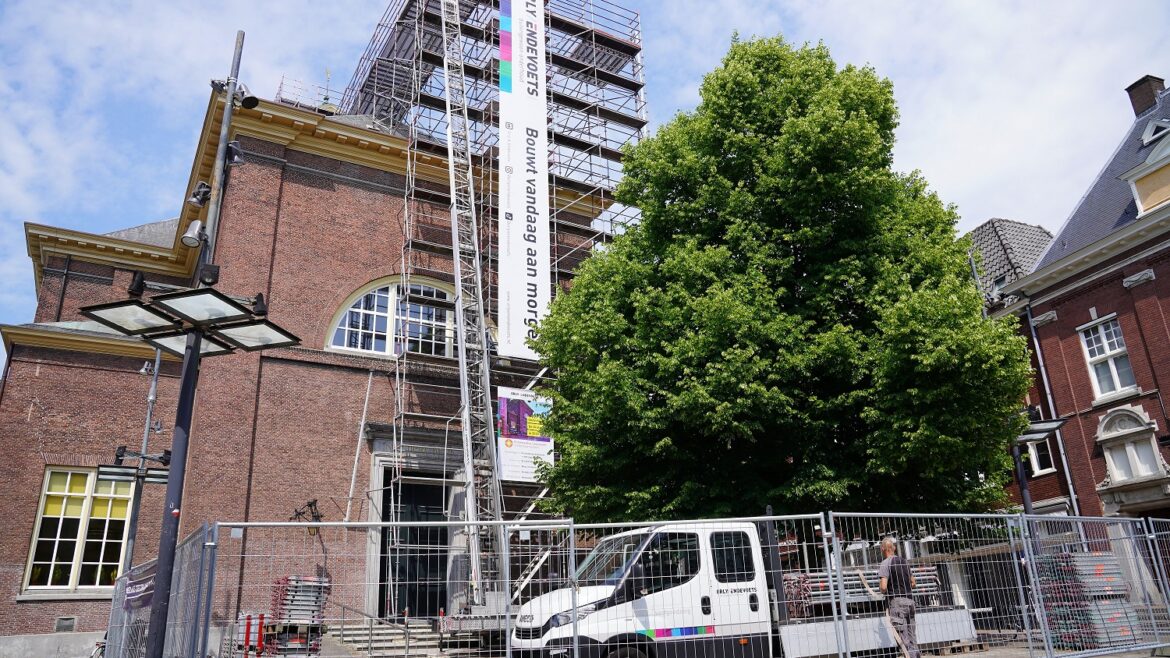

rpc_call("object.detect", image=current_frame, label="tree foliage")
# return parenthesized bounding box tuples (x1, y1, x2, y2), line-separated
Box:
(532, 37, 1031, 521)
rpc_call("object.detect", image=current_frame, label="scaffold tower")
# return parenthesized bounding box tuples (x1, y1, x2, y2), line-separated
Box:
(340, 0, 645, 622)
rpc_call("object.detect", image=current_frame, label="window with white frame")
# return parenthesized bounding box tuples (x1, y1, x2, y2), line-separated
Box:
(25, 469, 132, 590)
(1028, 437, 1056, 476)
(330, 282, 453, 358)
(1081, 317, 1136, 398)
(1098, 407, 1167, 485)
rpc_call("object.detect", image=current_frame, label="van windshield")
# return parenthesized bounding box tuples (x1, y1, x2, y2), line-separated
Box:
(575, 533, 647, 586)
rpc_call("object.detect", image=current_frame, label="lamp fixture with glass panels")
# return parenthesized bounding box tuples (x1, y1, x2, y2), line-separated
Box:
(81, 286, 298, 358)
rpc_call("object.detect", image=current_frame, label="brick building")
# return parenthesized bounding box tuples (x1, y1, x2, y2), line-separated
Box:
(999, 75, 1170, 519)
(0, 0, 644, 646)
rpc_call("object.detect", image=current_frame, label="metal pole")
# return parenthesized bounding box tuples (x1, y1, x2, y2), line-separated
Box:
(198, 524, 219, 658)
(1019, 515, 1055, 658)
(145, 330, 203, 658)
(1006, 516, 1037, 658)
(568, 521, 578, 658)
(1024, 303, 1081, 516)
(204, 30, 245, 261)
(124, 348, 163, 573)
(826, 513, 849, 658)
(1012, 442, 1035, 515)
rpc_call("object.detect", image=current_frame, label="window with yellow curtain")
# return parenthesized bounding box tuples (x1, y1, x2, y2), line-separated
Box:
(25, 469, 132, 590)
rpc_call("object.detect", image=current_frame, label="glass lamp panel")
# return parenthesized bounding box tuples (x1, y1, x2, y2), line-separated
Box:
(85, 303, 176, 334)
(215, 321, 298, 351)
(152, 290, 251, 325)
(146, 333, 232, 358)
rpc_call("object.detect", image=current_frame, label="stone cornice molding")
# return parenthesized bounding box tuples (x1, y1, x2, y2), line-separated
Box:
(1030, 310, 1058, 327)
(1, 324, 177, 362)
(1122, 268, 1156, 288)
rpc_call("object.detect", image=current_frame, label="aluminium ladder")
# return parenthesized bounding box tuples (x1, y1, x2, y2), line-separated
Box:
(437, 0, 505, 609)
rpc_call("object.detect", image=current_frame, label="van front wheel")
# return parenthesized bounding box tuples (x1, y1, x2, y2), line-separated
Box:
(608, 646, 648, 658)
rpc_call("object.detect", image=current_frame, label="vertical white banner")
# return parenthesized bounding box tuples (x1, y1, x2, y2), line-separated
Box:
(497, 0, 550, 361)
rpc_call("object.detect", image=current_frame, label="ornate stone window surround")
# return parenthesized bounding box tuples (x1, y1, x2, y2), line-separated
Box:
(1096, 405, 1170, 489)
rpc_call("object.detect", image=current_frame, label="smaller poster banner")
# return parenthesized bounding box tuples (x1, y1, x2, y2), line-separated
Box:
(124, 562, 157, 610)
(497, 386, 553, 483)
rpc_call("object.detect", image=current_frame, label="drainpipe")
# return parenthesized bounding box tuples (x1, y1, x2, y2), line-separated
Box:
(1024, 302, 1082, 516)
(967, 249, 987, 320)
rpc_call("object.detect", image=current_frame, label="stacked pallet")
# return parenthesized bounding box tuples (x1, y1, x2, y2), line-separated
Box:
(782, 566, 942, 613)
(267, 575, 331, 656)
(1033, 552, 1140, 650)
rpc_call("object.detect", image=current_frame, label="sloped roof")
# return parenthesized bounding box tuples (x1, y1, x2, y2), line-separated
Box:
(103, 217, 180, 248)
(967, 218, 1053, 295)
(1034, 89, 1170, 270)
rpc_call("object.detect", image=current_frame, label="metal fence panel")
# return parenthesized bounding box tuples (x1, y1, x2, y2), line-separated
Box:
(116, 513, 1170, 658)
(1149, 517, 1170, 639)
(829, 512, 1035, 658)
(1022, 515, 1168, 658)
(508, 515, 826, 658)
(105, 524, 212, 658)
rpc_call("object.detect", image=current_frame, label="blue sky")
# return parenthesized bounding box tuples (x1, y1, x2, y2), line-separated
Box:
(2, 0, 1169, 369)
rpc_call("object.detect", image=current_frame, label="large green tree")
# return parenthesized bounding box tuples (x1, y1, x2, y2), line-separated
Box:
(532, 37, 1031, 521)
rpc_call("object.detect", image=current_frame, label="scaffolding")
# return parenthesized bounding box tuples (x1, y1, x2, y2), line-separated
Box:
(335, 0, 645, 625)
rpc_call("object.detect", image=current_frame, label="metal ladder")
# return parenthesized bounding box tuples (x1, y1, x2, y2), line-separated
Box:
(437, 0, 503, 607)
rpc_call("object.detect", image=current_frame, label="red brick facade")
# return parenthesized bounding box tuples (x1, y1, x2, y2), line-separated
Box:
(1006, 242, 1170, 519)
(0, 129, 487, 634)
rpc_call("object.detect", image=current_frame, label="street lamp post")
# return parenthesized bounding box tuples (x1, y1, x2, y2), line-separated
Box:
(125, 349, 162, 572)
(1012, 417, 1069, 516)
(81, 287, 298, 658)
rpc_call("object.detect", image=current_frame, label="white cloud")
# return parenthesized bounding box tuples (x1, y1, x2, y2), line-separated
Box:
(0, 0, 378, 333)
(635, 0, 1170, 234)
(1, 0, 1169, 350)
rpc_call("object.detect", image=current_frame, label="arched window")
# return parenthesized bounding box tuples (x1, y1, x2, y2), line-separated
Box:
(1096, 405, 1165, 485)
(329, 281, 453, 357)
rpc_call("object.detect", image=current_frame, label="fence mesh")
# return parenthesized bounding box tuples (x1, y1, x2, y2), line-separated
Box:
(1021, 515, 1167, 658)
(106, 523, 213, 658)
(102, 514, 1170, 658)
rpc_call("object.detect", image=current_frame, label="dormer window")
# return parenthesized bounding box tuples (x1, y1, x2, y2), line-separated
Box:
(1141, 118, 1170, 146)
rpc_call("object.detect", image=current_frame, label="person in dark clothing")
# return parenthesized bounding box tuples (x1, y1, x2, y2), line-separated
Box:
(879, 537, 919, 658)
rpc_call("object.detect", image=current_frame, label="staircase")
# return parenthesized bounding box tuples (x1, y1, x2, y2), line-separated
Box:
(329, 618, 448, 658)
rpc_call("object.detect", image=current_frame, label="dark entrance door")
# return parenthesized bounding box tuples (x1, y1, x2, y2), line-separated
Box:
(380, 478, 448, 618)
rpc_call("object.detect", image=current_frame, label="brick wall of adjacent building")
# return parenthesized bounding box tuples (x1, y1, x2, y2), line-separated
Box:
(0, 131, 468, 634)
(1014, 238, 1170, 519)
(0, 347, 179, 634)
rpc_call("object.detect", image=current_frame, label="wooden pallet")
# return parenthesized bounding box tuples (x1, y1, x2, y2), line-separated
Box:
(927, 641, 989, 655)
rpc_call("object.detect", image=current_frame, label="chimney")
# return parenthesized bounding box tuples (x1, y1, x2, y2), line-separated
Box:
(1125, 75, 1165, 117)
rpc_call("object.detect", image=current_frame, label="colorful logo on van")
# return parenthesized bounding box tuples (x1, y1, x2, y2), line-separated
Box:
(640, 625, 716, 639)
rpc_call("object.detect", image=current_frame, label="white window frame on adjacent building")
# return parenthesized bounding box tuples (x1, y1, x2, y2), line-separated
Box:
(1027, 436, 1057, 477)
(1097, 405, 1167, 486)
(23, 468, 133, 592)
(1078, 314, 1137, 401)
(328, 278, 456, 359)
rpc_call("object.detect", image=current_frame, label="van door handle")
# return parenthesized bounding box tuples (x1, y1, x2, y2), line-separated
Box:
(701, 596, 711, 615)
(749, 593, 759, 612)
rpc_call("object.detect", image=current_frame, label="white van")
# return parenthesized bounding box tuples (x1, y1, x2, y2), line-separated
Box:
(511, 522, 773, 658)
(510, 521, 976, 658)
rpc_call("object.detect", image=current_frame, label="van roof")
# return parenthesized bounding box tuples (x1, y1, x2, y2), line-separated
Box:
(600, 521, 757, 540)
